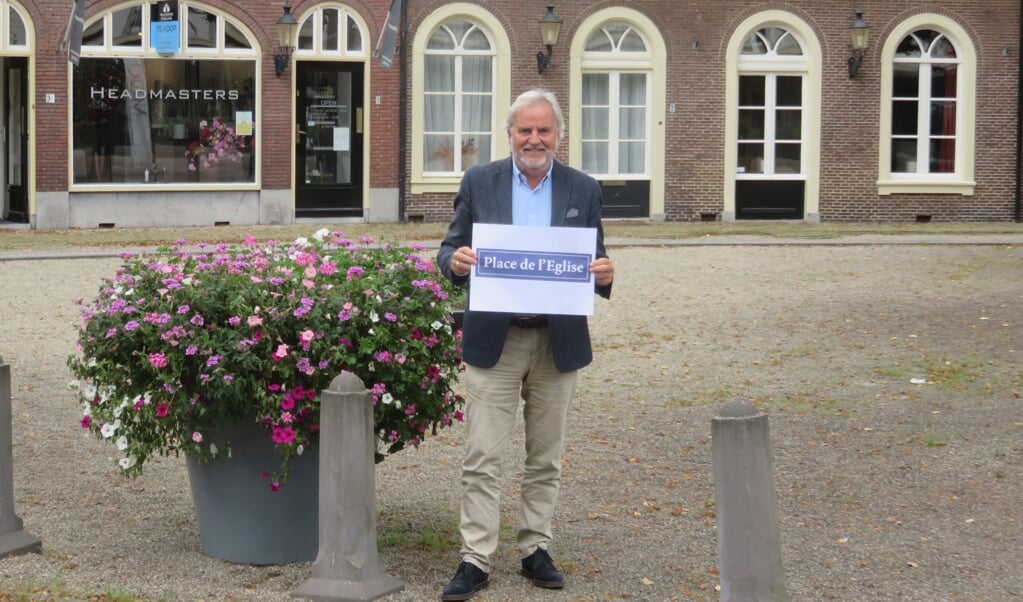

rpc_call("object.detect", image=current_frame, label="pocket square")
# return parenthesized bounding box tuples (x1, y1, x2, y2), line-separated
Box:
(565, 208, 579, 218)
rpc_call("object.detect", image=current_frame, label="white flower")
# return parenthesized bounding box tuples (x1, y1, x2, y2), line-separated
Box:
(100, 421, 119, 438)
(370, 311, 380, 323)
(312, 228, 330, 241)
(116, 436, 129, 451)
(118, 456, 136, 470)
(209, 443, 218, 455)
(431, 320, 444, 330)
(294, 236, 309, 246)
(381, 393, 394, 405)
(296, 444, 305, 456)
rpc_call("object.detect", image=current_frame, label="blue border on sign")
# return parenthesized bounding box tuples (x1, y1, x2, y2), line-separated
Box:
(475, 248, 592, 283)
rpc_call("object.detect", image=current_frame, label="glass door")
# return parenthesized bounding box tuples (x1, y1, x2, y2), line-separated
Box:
(4, 57, 27, 222)
(295, 62, 363, 218)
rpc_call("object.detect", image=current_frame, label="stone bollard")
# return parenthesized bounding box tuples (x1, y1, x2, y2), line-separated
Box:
(0, 354, 41, 558)
(711, 399, 788, 602)
(292, 372, 403, 601)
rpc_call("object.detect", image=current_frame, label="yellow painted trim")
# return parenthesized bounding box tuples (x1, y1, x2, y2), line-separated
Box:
(2, 1, 36, 219)
(568, 8, 667, 218)
(877, 180, 976, 196)
(876, 14, 976, 194)
(410, 4, 511, 191)
(723, 11, 822, 221)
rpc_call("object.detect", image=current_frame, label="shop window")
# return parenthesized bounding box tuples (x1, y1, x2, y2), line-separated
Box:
(71, 2, 257, 187)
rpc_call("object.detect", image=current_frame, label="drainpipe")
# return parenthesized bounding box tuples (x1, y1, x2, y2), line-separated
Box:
(1016, 0, 1022, 222)
(397, 0, 409, 222)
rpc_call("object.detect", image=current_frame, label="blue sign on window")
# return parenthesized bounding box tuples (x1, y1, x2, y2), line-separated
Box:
(150, 1, 179, 54)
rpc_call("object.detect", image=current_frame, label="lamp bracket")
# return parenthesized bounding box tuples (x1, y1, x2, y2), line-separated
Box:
(537, 44, 553, 74)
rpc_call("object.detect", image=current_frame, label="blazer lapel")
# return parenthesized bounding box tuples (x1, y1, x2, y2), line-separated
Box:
(550, 161, 570, 226)
(494, 158, 514, 224)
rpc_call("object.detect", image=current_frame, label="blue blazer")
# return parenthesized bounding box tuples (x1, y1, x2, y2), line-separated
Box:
(438, 157, 613, 373)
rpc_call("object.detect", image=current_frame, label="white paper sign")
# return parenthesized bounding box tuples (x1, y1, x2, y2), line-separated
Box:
(333, 127, 350, 151)
(469, 224, 597, 315)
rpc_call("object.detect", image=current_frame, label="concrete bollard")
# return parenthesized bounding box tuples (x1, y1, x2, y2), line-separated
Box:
(711, 399, 788, 602)
(0, 354, 42, 558)
(292, 372, 403, 601)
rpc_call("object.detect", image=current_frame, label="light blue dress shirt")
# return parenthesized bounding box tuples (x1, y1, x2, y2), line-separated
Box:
(511, 161, 553, 226)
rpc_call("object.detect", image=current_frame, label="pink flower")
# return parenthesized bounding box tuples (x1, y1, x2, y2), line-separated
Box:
(272, 426, 296, 444)
(300, 329, 315, 344)
(247, 315, 263, 327)
(272, 343, 289, 361)
(156, 403, 170, 417)
(80, 415, 92, 428)
(148, 352, 168, 368)
(192, 431, 203, 443)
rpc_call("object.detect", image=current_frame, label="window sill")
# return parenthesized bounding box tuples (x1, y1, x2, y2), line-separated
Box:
(877, 179, 975, 196)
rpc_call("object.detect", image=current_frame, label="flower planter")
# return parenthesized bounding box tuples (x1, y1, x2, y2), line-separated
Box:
(185, 420, 318, 565)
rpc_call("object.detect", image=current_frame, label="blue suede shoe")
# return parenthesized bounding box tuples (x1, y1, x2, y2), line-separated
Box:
(441, 561, 490, 601)
(521, 548, 564, 589)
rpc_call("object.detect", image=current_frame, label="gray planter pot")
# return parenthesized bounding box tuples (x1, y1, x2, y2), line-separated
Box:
(185, 420, 319, 564)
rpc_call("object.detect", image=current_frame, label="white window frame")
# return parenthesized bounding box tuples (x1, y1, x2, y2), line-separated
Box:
(293, 4, 368, 59)
(579, 23, 652, 179)
(570, 9, 666, 217)
(878, 14, 975, 196)
(723, 11, 822, 221)
(410, 3, 510, 194)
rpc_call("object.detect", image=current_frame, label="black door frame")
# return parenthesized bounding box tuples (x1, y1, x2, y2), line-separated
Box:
(294, 61, 364, 218)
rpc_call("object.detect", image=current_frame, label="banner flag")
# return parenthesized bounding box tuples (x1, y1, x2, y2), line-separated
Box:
(374, 0, 402, 69)
(67, 0, 86, 65)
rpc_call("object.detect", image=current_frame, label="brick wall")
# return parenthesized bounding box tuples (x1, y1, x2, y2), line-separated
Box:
(401, 0, 1021, 223)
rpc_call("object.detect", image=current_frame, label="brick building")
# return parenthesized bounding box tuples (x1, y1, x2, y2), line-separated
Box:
(2, 0, 1020, 229)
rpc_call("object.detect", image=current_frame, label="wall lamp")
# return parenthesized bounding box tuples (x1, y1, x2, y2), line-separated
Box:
(274, 1, 298, 77)
(536, 3, 562, 74)
(847, 11, 870, 77)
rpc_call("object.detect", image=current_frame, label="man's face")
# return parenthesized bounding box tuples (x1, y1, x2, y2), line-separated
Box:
(509, 101, 559, 178)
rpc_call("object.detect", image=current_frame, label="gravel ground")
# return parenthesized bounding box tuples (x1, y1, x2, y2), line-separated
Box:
(0, 237, 1021, 601)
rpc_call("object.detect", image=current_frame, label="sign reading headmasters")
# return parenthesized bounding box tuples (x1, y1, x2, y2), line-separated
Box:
(150, 1, 180, 54)
(469, 224, 597, 316)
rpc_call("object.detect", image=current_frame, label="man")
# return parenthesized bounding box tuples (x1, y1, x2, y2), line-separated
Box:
(437, 88, 615, 601)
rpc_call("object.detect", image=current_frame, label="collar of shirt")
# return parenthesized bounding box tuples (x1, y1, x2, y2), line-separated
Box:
(511, 161, 554, 227)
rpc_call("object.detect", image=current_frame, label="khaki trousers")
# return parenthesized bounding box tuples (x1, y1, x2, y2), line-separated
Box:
(459, 326, 578, 573)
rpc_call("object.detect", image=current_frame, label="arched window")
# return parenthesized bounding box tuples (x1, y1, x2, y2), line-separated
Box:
(892, 31, 958, 174)
(570, 9, 666, 219)
(1, 1, 29, 50)
(878, 15, 975, 195)
(72, 2, 258, 188)
(580, 22, 651, 176)
(422, 19, 495, 174)
(411, 4, 510, 192)
(295, 4, 366, 57)
(724, 11, 822, 221)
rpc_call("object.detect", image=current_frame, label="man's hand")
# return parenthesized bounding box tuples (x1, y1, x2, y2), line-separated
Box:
(451, 246, 477, 276)
(590, 257, 614, 287)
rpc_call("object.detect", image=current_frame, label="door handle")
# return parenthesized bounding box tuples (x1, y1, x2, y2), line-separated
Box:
(296, 123, 306, 136)
(355, 108, 363, 134)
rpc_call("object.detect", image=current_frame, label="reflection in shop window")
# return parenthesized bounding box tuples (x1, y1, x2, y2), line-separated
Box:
(72, 58, 256, 185)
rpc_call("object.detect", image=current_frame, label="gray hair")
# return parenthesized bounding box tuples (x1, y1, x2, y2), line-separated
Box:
(504, 88, 565, 139)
